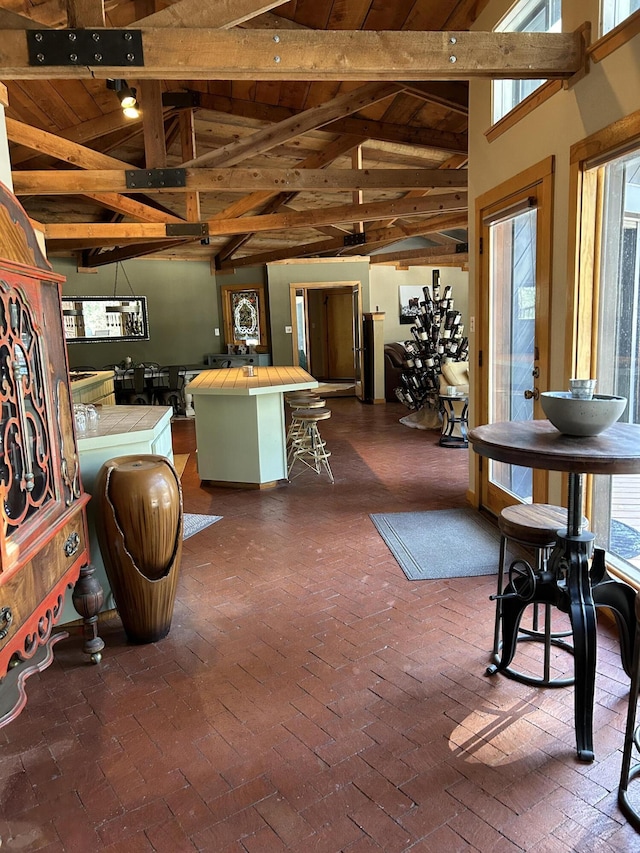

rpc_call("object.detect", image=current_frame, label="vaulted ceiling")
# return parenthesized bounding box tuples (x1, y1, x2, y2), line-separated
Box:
(0, 1, 583, 271)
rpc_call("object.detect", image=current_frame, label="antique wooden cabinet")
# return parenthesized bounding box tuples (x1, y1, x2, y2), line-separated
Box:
(0, 181, 103, 725)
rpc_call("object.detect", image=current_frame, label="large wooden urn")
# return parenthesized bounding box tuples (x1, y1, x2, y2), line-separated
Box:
(95, 455, 183, 644)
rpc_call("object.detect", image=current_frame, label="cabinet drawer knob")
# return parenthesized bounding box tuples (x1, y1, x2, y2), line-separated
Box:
(64, 531, 80, 557)
(0, 606, 13, 640)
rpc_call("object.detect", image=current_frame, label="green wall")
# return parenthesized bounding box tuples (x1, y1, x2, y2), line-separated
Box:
(265, 259, 371, 365)
(55, 257, 220, 369)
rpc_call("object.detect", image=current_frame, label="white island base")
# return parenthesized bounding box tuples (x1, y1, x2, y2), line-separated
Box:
(187, 366, 318, 488)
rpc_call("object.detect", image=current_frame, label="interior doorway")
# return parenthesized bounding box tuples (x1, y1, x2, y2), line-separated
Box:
(290, 281, 363, 399)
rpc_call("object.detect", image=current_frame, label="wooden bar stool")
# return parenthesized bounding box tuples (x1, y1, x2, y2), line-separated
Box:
(619, 592, 640, 831)
(287, 406, 334, 483)
(487, 503, 587, 687)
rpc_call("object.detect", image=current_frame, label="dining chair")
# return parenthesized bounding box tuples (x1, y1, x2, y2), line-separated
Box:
(155, 365, 186, 415)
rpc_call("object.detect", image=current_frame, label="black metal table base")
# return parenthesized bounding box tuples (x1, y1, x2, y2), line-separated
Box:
(492, 529, 636, 762)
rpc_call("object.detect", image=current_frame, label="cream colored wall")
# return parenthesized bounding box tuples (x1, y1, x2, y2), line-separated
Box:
(468, 0, 640, 504)
(369, 264, 469, 345)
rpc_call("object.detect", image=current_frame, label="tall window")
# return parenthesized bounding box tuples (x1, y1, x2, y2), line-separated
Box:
(493, 0, 561, 124)
(601, 0, 640, 35)
(590, 148, 640, 576)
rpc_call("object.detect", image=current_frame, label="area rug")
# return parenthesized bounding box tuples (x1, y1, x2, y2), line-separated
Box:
(370, 508, 503, 580)
(611, 518, 640, 560)
(183, 513, 222, 540)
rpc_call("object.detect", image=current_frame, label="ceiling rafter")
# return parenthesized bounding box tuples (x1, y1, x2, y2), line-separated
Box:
(0, 30, 585, 81)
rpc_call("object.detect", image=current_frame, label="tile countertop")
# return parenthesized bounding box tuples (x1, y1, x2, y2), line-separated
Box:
(186, 366, 318, 396)
(76, 405, 173, 449)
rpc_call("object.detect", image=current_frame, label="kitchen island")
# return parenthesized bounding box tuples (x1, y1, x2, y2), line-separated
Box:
(186, 366, 318, 488)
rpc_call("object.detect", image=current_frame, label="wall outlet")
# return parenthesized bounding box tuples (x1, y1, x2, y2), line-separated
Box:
(285, 325, 293, 334)
(214, 327, 220, 336)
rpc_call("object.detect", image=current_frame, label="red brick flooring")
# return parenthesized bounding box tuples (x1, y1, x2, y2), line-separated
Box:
(1, 398, 639, 851)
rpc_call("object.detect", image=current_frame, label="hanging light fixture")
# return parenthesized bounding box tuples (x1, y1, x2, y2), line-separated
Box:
(106, 78, 141, 119)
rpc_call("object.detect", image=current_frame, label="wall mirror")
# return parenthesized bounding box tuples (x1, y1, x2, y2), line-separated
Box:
(61, 296, 149, 343)
(221, 284, 269, 351)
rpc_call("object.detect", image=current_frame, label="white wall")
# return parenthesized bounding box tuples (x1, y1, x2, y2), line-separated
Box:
(369, 264, 469, 345)
(468, 0, 640, 502)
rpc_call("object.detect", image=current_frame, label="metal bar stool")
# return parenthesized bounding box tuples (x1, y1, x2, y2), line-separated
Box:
(287, 406, 334, 483)
(619, 591, 640, 831)
(285, 394, 325, 453)
(487, 503, 587, 687)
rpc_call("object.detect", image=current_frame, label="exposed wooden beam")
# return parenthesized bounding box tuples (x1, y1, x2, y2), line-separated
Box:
(219, 212, 469, 268)
(182, 82, 402, 168)
(139, 80, 167, 168)
(0, 30, 585, 81)
(401, 82, 468, 115)
(213, 135, 361, 264)
(43, 192, 468, 244)
(6, 118, 183, 224)
(369, 244, 468, 265)
(6, 117, 133, 170)
(191, 91, 467, 151)
(67, 1, 105, 27)
(12, 168, 468, 194)
(211, 136, 361, 221)
(180, 109, 200, 222)
(134, 0, 289, 28)
(77, 192, 184, 224)
(0, 10, 45, 29)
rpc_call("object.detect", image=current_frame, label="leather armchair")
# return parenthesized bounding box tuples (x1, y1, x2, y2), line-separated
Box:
(384, 343, 407, 402)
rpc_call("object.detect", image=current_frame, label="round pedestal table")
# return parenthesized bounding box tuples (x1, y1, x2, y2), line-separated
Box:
(469, 420, 640, 762)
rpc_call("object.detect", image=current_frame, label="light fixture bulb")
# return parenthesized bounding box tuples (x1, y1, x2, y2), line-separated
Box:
(123, 104, 141, 119)
(120, 91, 137, 109)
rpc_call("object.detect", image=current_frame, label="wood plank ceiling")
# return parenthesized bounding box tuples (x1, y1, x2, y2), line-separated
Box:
(0, 1, 576, 271)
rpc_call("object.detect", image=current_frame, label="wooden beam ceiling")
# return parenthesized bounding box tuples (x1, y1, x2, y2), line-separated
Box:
(0, 30, 584, 81)
(12, 168, 468, 194)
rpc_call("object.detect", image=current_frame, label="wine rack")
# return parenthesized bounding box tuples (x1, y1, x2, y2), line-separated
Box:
(395, 269, 469, 412)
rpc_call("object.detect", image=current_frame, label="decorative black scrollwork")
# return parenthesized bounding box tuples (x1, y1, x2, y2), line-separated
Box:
(64, 531, 80, 557)
(0, 605, 13, 640)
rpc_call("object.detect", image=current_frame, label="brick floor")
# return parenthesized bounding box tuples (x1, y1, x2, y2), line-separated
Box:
(0, 397, 639, 851)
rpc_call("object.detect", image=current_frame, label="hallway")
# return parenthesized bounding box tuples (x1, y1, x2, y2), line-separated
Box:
(0, 398, 636, 851)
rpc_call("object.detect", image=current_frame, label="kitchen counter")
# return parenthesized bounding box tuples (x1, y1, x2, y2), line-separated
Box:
(186, 366, 318, 487)
(70, 369, 115, 406)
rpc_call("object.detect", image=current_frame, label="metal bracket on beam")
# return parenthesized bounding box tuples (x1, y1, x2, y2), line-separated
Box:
(162, 92, 201, 108)
(343, 232, 367, 247)
(27, 30, 144, 67)
(455, 242, 469, 253)
(126, 169, 187, 189)
(165, 223, 209, 238)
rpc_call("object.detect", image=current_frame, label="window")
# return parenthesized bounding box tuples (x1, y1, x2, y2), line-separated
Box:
(601, 0, 640, 35)
(590, 148, 640, 576)
(492, 0, 562, 124)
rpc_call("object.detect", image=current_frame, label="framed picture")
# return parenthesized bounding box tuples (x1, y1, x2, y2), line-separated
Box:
(399, 285, 423, 325)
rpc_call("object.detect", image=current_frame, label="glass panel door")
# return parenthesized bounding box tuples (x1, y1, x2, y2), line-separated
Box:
(477, 161, 553, 517)
(487, 208, 537, 504)
(591, 148, 640, 576)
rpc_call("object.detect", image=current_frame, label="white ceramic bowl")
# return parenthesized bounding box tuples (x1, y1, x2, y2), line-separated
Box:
(540, 391, 627, 436)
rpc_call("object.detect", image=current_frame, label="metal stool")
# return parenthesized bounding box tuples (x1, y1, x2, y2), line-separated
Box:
(287, 407, 334, 483)
(286, 395, 325, 449)
(619, 592, 640, 831)
(487, 503, 587, 687)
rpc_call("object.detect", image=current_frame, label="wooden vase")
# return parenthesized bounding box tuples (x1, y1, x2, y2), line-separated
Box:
(95, 455, 183, 644)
